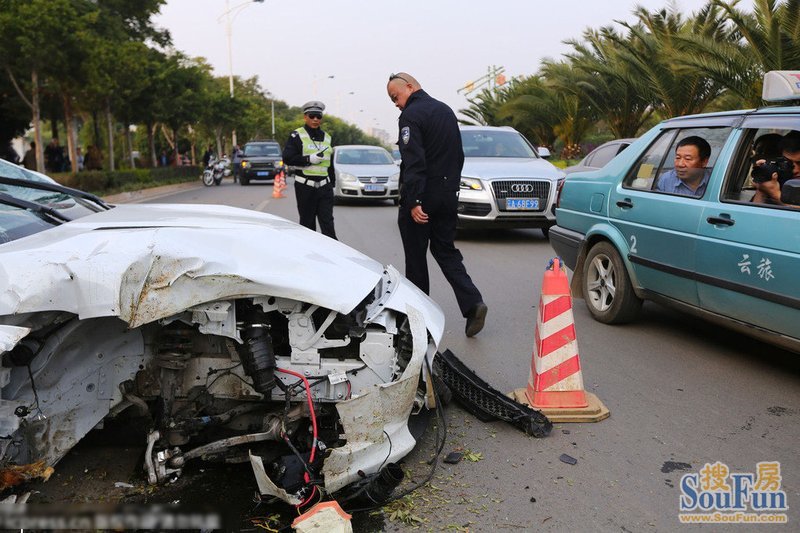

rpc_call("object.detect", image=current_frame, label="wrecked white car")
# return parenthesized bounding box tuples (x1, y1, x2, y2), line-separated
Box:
(0, 171, 445, 506)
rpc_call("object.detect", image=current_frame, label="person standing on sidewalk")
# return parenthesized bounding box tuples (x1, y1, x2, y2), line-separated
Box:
(282, 101, 337, 239)
(386, 72, 487, 337)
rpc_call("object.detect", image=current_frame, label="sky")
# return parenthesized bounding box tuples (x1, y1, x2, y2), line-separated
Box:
(154, 0, 733, 141)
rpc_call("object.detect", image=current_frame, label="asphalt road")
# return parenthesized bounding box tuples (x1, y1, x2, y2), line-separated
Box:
(32, 179, 800, 532)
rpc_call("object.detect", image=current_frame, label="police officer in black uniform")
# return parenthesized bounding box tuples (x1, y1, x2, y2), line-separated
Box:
(282, 101, 337, 239)
(387, 72, 487, 337)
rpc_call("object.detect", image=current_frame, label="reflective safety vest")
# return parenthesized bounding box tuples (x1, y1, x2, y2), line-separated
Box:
(296, 127, 331, 177)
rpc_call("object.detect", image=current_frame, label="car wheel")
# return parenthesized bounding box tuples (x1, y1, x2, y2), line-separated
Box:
(582, 241, 642, 324)
(541, 226, 550, 239)
(240, 177, 249, 186)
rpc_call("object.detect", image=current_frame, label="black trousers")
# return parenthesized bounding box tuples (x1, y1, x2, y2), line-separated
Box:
(295, 180, 337, 239)
(398, 190, 482, 316)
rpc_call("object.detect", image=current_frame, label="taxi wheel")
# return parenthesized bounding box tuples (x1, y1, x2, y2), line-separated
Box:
(582, 241, 641, 324)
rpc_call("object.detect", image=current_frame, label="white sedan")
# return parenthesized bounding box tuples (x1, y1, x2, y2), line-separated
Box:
(333, 145, 400, 204)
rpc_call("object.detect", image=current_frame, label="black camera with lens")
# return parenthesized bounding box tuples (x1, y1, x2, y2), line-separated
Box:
(751, 157, 793, 184)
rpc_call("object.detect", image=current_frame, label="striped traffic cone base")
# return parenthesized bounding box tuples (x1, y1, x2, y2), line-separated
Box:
(511, 389, 609, 423)
(510, 257, 609, 423)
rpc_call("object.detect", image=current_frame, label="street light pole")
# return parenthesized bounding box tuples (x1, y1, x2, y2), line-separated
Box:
(218, 0, 265, 147)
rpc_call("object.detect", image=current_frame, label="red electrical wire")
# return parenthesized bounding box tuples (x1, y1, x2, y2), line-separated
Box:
(276, 367, 319, 506)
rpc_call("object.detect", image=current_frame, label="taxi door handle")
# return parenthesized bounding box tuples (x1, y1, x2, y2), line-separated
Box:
(616, 199, 634, 209)
(706, 216, 735, 226)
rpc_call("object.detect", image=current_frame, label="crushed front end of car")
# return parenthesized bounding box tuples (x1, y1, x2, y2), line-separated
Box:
(0, 198, 445, 506)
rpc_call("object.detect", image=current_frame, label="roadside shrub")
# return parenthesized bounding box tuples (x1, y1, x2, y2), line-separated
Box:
(50, 167, 201, 195)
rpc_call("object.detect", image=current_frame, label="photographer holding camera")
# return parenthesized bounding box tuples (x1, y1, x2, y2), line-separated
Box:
(752, 130, 800, 207)
(282, 101, 337, 239)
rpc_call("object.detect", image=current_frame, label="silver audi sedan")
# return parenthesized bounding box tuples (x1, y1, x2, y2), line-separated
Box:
(333, 145, 400, 204)
(457, 126, 564, 237)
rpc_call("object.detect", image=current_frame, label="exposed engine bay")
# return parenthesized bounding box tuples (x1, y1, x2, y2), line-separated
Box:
(0, 285, 436, 505)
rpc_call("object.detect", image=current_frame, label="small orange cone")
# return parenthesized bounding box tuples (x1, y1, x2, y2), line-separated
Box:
(272, 171, 286, 198)
(512, 258, 609, 422)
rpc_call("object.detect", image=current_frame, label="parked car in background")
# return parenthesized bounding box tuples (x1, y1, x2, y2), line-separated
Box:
(0, 169, 446, 504)
(391, 148, 401, 164)
(457, 126, 564, 237)
(333, 145, 400, 204)
(238, 140, 284, 185)
(563, 138, 635, 175)
(549, 70, 800, 353)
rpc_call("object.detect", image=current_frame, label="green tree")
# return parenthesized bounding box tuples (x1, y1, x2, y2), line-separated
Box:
(678, 0, 800, 107)
(565, 26, 655, 138)
(613, 5, 727, 119)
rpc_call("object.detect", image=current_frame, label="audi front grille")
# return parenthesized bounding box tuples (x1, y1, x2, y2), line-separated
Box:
(491, 180, 550, 212)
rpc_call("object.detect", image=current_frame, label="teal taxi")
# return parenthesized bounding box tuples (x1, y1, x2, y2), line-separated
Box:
(549, 71, 800, 353)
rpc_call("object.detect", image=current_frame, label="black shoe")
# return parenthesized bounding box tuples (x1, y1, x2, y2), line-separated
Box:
(465, 302, 487, 337)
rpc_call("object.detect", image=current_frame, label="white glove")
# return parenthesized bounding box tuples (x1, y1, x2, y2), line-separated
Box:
(308, 154, 323, 165)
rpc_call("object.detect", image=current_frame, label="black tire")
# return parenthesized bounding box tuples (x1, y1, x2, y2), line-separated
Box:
(240, 177, 249, 186)
(541, 226, 550, 239)
(582, 241, 642, 324)
(202, 170, 214, 187)
(392, 198, 399, 206)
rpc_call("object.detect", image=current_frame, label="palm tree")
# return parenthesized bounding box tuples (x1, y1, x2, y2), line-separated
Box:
(677, 0, 800, 107)
(564, 26, 655, 138)
(611, 5, 728, 118)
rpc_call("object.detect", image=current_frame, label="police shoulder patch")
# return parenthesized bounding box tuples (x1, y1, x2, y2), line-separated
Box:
(401, 127, 411, 145)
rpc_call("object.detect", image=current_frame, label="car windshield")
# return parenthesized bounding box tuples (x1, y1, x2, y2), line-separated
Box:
(336, 149, 394, 165)
(461, 130, 538, 158)
(244, 144, 281, 157)
(0, 170, 110, 244)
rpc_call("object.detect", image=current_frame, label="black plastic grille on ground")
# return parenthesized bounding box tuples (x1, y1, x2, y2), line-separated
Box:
(434, 349, 552, 438)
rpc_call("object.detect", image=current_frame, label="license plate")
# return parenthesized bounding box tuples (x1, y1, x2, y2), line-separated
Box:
(364, 184, 385, 192)
(506, 198, 539, 210)
(257, 171, 268, 177)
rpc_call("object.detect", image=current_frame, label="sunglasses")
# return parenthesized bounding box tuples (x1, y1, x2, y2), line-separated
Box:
(306, 113, 322, 120)
(389, 73, 410, 84)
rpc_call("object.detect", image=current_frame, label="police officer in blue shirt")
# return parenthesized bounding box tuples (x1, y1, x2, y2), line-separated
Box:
(282, 101, 337, 239)
(387, 72, 487, 337)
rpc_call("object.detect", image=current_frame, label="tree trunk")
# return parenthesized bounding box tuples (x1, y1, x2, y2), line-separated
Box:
(92, 109, 101, 147)
(63, 94, 79, 174)
(31, 70, 44, 172)
(215, 128, 223, 157)
(173, 127, 179, 166)
(126, 125, 135, 168)
(105, 100, 115, 172)
(147, 122, 157, 168)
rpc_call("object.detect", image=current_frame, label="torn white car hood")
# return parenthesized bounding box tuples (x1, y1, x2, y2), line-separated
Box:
(0, 204, 434, 331)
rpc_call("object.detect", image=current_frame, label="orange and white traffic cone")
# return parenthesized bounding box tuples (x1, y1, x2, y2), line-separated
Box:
(512, 258, 609, 422)
(272, 171, 286, 198)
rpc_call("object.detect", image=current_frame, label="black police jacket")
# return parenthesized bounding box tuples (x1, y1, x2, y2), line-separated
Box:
(396, 90, 464, 207)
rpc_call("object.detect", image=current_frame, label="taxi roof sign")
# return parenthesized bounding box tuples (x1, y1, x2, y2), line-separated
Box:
(762, 71, 800, 102)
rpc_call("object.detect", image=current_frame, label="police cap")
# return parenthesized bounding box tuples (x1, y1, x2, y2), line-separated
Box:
(302, 101, 325, 115)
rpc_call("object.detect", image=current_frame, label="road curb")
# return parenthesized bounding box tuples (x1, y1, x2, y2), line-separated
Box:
(103, 181, 204, 204)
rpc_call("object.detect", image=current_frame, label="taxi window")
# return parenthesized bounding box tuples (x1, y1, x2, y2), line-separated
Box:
(722, 127, 800, 209)
(624, 127, 731, 198)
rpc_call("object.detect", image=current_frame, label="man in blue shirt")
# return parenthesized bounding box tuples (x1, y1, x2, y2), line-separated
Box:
(655, 136, 711, 197)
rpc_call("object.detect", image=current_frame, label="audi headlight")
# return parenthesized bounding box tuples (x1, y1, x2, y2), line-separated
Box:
(389, 172, 400, 184)
(339, 172, 358, 183)
(460, 177, 483, 190)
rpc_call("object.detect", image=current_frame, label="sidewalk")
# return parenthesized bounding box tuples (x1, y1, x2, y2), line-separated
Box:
(103, 181, 203, 204)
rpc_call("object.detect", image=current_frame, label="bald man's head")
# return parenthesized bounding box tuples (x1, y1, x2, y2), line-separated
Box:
(387, 72, 421, 110)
